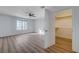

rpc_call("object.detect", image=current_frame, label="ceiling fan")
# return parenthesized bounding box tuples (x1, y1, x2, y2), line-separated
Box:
(40, 6, 45, 9)
(24, 10, 36, 17)
(28, 13, 36, 17)
(24, 6, 45, 17)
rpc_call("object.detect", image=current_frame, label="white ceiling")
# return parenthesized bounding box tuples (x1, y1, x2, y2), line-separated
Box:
(0, 6, 72, 19)
(47, 6, 72, 12)
(0, 6, 45, 19)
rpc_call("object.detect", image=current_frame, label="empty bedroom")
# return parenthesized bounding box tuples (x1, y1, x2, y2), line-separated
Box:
(0, 6, 79, 53)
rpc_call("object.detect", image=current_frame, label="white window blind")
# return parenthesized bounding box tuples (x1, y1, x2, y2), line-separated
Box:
(16, 20, 27, 30)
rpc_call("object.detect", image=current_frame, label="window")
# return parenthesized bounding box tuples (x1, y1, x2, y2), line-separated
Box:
(16, 20, 27, 30)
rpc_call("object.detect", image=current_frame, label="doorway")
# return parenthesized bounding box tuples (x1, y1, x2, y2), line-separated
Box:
(55, 9, 72, 52)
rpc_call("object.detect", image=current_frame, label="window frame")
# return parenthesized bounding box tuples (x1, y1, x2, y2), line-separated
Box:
(16, 20, 27, 31)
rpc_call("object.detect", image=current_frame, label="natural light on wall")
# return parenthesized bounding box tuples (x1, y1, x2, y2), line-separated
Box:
(16, 20, 27, 30)
(38, 28, 45, 35)
(55, 9, 72, 39)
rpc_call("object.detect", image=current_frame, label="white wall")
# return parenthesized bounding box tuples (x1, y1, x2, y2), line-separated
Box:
(35, 9, 55, 48)
(35, 17, 45, 33)
(44, 9, 55, 48)
(0, 14, 35, 37)
(34, 9, 46, 48)
(0, 15, 12, 37)
(34, 17, 45, 48)
(72, 7, 79, 52)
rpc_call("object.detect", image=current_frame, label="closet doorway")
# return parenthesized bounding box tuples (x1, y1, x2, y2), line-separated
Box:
(55, 9, 72, 52)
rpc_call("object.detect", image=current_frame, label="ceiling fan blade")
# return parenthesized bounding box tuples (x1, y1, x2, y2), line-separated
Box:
(29, 13, 36, 17)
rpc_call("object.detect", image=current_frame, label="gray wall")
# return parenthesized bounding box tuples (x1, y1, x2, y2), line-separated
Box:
(35, 17, 45, 33)
(72, 7, 79, 52)
(35, 9, 55, 48)
(44, 9, 55, 48)
(0, 14, 35, 37)
(35, 17, 45, 48)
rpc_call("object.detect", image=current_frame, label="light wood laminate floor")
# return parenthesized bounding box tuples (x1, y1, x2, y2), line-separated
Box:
(46, 37, 75, 53)
(0, 33, 75, 53)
